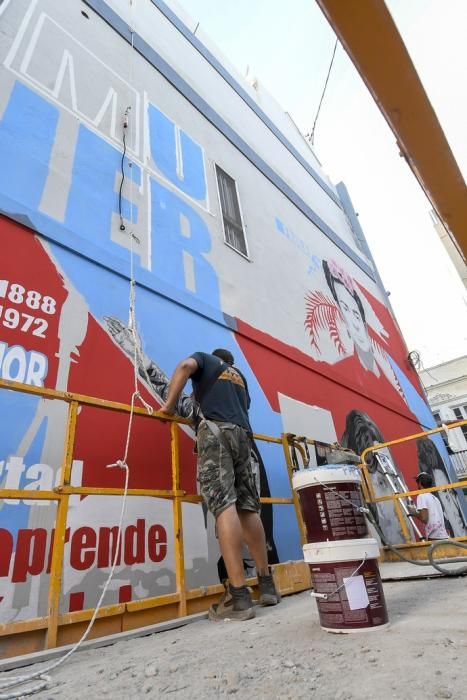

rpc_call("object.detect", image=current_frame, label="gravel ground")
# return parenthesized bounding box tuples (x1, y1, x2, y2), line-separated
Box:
(2, 577, 467, 699)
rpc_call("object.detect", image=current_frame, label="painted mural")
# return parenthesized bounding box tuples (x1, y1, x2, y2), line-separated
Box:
(0, 0, 465, 626)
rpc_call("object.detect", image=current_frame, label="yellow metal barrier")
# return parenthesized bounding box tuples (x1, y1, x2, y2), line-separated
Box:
(0, 378, 306, 656)
(1, 376, 466, 654)
(358, 419, 467, 546)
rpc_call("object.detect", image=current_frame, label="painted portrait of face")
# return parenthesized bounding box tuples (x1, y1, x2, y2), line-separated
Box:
(305, 259, 378, 374)
(341, 410, 415, 545)
(333, 282, 371, 354)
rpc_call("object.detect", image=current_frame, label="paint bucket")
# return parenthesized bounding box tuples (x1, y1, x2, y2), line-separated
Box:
(303, 538, 389, 633)
(292, 465, 368, 542)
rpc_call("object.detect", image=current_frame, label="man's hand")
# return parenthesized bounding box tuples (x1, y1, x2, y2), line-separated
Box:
(159, 358, 198, 419)
(159, 402, 175, 417)
(407, 504, 417, 516)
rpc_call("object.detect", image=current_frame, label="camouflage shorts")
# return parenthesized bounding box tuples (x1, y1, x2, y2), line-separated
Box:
(197, 421, 261, 517)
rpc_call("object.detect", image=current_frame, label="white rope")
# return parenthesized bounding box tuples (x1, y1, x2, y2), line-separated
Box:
(0, 4, 152, 696)
(313, 474, 370, 514)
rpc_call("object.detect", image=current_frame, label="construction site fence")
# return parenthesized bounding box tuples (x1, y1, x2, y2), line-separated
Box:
(0, 378, 466, 653)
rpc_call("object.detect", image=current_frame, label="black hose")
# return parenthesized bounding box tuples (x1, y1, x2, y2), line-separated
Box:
(365, 510, 467, 576)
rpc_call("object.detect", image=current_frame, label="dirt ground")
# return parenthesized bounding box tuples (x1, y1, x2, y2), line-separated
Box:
(3, 576, 467, 699)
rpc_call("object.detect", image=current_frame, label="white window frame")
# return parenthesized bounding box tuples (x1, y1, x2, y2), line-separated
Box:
(452, 405, 467, 442)
(214, 164, 251, 260)
(433, 412, 450, 448)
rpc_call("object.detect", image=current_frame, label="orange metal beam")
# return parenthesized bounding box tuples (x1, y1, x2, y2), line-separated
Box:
(316, 0, 467, 263)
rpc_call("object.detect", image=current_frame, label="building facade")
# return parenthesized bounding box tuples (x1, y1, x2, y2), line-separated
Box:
(430, 210, 467, 289)
(419, 356, 467, 476)
(0, 0, 466, 634)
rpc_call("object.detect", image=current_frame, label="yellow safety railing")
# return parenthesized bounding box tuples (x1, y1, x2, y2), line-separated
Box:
(0, 378, 307, 652)
(358, 419, 467, 546)
(1, 376, 466, 651)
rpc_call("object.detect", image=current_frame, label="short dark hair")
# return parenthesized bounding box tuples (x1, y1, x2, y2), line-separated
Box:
(415, 472, 433, 489)
(212, 348, 234, 365)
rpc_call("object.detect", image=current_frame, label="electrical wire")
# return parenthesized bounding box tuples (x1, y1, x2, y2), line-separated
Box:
(118, 126, 127, 231)
(309, 38, 338, 145)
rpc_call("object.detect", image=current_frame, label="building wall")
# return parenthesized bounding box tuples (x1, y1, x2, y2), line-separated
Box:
(0, 0, 466, 625)
(420, 356, 467, 452)
(430, 210, 467, 289)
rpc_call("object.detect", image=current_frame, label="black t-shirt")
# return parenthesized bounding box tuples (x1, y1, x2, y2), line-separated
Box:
(190, 352, 251, 431)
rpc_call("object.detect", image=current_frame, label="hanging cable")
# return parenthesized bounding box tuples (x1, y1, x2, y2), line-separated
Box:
(308, 38, 338, 145)
(0, 4, 155, 697)
(118, 113, 128, 231)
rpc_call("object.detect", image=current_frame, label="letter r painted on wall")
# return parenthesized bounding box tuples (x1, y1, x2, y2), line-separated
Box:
(150, 179, 220, 310)
(147, 103, 207, 204)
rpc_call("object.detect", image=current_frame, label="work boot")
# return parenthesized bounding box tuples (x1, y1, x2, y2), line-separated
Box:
(209, 583, 255, 621)
(258, 569, 281, 606)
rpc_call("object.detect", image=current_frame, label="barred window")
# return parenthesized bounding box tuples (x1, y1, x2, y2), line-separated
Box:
(215, 165, 248, 257)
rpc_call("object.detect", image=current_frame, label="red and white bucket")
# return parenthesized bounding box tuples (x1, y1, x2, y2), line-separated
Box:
(304, 538, 389, 633)
(292, 466, 368, 543)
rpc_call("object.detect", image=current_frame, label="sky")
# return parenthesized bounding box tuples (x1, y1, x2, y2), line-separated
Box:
(177, 0, 467, 369)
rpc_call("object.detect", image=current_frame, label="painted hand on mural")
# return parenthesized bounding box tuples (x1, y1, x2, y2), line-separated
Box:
(305, 259, 405, 402)
(104, 316, 152, 370)
(104, 316, 195, 419)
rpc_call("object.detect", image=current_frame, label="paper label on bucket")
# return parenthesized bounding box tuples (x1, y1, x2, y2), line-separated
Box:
(343, 575, 369, 610)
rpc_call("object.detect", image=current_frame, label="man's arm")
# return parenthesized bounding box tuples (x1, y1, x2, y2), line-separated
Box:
(407, 505, 429, 524)
(160, 357, 199, 415)
(145, 362, 194, 418)
(104, 318, 196, 418)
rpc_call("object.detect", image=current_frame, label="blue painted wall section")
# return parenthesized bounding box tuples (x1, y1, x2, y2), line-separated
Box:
(148, 103, 207, 201)
(276, 217, 322, 276)
(0, 82, 58, 211)
(150, 180, 218, 308)
(65, 125, 141, 263)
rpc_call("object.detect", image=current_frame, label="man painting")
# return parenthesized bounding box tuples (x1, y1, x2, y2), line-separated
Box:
(160, 348, 280, 620)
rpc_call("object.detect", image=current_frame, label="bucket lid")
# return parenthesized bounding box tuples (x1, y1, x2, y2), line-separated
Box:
(303, 538, 380, 564)
(292, 465, 361, 491)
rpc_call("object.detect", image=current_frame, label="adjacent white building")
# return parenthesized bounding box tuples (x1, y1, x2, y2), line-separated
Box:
(430, 210, 467, 289)
(420, 355, 467, 476)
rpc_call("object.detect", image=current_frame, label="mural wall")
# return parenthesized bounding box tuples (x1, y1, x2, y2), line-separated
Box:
(0, 0, 465, 625)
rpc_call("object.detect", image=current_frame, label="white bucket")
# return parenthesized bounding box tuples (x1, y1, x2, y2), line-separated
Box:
(292, 466, 368, 543)
(303, 538, 389, 633)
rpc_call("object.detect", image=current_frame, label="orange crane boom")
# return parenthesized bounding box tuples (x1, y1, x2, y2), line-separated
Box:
(316, 0, 467, 263)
